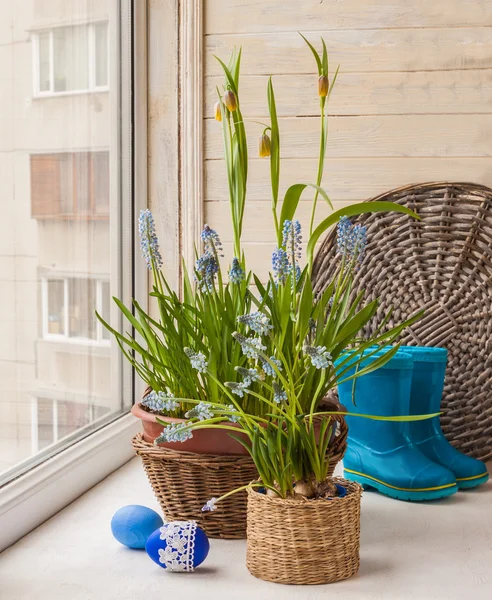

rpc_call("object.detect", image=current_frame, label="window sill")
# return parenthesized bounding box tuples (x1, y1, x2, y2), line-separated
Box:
(33, 88, 109, 99)
(0, 413, 140, 552)
(38, 337, 111, 355)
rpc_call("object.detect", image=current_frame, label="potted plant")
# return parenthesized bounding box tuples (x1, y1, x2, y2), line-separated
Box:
(96, 35, 420, 538)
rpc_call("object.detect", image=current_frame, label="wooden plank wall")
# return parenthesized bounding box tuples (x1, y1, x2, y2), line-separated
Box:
(203, 0, 492, 279)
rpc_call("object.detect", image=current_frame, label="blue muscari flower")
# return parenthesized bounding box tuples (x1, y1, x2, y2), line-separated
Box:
(237, 311, 273, 336)
(272, 247, 289, 285)
(201, 224, 223, 257)
(155, 422, 194, 444)
(227, 405, 241, 423)
(142, 391, 179, 414)
(228, 257, 245, 284)
(282, 219, 302, 263)
(235, 366, 262, 386)
(194, 253, 219, 293)
(201, 497, 218, 512)
(337, 216, 367, 266)
(273, 381, 288, 404)
(261, 356, 283, 377)
(185, 401, 214, 421)
(232, 332, 267, 360)
(139, 209, 163, 270)
(184, 347, 208, 373)
(304, 345, 333, 369)
(225, 381, 250, 398)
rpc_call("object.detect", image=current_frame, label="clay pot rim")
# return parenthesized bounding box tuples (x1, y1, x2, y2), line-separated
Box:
(130, 402, 187, 424)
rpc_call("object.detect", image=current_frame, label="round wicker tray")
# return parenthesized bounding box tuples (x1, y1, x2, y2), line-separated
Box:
(313, 182, 492, 461)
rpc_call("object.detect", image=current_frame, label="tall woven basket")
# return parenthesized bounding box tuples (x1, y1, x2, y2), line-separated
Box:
(246, 477, 362, 585)
(313, 182, 492, 461)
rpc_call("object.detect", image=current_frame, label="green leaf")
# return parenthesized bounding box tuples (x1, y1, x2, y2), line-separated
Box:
(299, 32, 322, 75)
(307, 201, 420, 266)
(279, 183, 332, 230)
(321, 38, 328, 76)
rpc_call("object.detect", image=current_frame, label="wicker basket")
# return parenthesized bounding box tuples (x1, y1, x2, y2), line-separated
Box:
(246, 477, 362, 585)
(313, 182, 492, 461)
(132, 433, 257, 539)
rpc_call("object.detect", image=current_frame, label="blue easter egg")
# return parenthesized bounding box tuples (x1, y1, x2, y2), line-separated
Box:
(145, 521, 210, 571)
(111, 505, 163, 549)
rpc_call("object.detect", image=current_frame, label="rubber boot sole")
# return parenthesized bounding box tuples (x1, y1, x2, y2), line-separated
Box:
(344, 468, 458, 501)
(456, 472, 489, 490)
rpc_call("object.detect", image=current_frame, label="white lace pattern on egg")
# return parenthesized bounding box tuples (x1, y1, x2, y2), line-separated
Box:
(158, 521, 197, 572)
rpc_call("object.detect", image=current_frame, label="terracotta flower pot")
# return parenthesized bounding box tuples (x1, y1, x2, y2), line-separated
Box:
(131, 402, 249, 456)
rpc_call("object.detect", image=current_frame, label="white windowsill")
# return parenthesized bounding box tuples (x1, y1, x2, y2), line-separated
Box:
(33, 87, 109, 99)
(0, 458, 490, 599)
(0, 413, 140, 553)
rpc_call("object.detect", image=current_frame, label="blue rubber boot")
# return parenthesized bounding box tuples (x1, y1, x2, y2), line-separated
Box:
(336, 350, 458, 501)
(402, 346, 489, 490)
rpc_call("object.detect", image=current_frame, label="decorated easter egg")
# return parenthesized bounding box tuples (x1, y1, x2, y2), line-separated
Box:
(145, 521, 210, 571)
(111, 505, 163, 549)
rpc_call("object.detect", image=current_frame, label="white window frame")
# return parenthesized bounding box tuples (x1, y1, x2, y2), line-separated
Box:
(41, 275, 111, 346)
(32, 21, 110, 98)
(0, 0, 151, 552)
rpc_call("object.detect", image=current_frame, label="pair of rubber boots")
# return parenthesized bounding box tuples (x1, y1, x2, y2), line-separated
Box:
(337, 346, 489, 501)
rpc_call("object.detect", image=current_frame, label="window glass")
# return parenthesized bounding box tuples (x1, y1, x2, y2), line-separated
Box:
(95, 23, 109, 87)
(53, 26, 90, 92)
(38, 32, 51, 92)
(0, 0, 131, 487)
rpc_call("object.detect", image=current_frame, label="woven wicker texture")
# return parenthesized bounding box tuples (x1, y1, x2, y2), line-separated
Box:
(246, 477, 362, 585)
(312, 182, 492, 461)
(132, 433, 257, 539)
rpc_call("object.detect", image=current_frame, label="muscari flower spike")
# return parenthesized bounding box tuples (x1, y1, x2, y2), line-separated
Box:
(273, 381, 288, 404)
(282, 219, 302, 263)
(202, 497, 218, 512)
(225, 381, 250, 398)
(304, 345, 333, 370)
(235, 366, 262, 386)
(201, 224, 223, 257)
(184, 347, 208, 373)
(237, 311, 273, 336)
(185, 401, 214, 421)
(227, 404, 241, 423)
(336, 216, 367, 266)
(138, 209, 163, 270)
(194, 252, 219, 293)
(142, 391, 179, 414)
(261, 356, 283, 377)
(228, 257, 245, 284)
(155, 422, 194, 444)
(232, 332, 267, 360)
(272, 247, 289, 286)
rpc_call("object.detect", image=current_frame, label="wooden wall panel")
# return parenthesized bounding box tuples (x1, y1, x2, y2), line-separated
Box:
(202, 0, 492, 276)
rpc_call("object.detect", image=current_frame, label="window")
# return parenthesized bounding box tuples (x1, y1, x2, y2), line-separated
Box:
(30, 151, 110, 219)
(33, 22, 109, 96)
(42, 277, 110, 344)
(0, 0, 134, 492)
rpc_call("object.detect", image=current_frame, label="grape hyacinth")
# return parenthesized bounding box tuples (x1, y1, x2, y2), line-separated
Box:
(184, 347, 208, 373)
(201, 224, 224, 258)
(261, 356, 283, 377)
(237, 312, 273, 336)
(232, 332, 267, 360)
(142, 391, 179, 414)
(273, 381, 288, 404)
(155, 422, 194, 444)
(272, 248, 289, 286)
(227, 405, 241, 423)
(228, 257, 245, 284)
(336, 216, 367, 266)
(185, 401, 214, 421)
(282, 219, 302, 263)
(235, 366, 262, 386)
(201, 498, 218, 512)
(138, 209, 163, 270)
(194, 252, 219, 293)
(305, 345, 333, 369)
(225, 381, 250, 398)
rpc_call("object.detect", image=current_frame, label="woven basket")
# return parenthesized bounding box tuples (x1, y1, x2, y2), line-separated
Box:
(246, 477, 362, 585)
(312, 182, 492, 461)
(132, 433, 257, 539)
